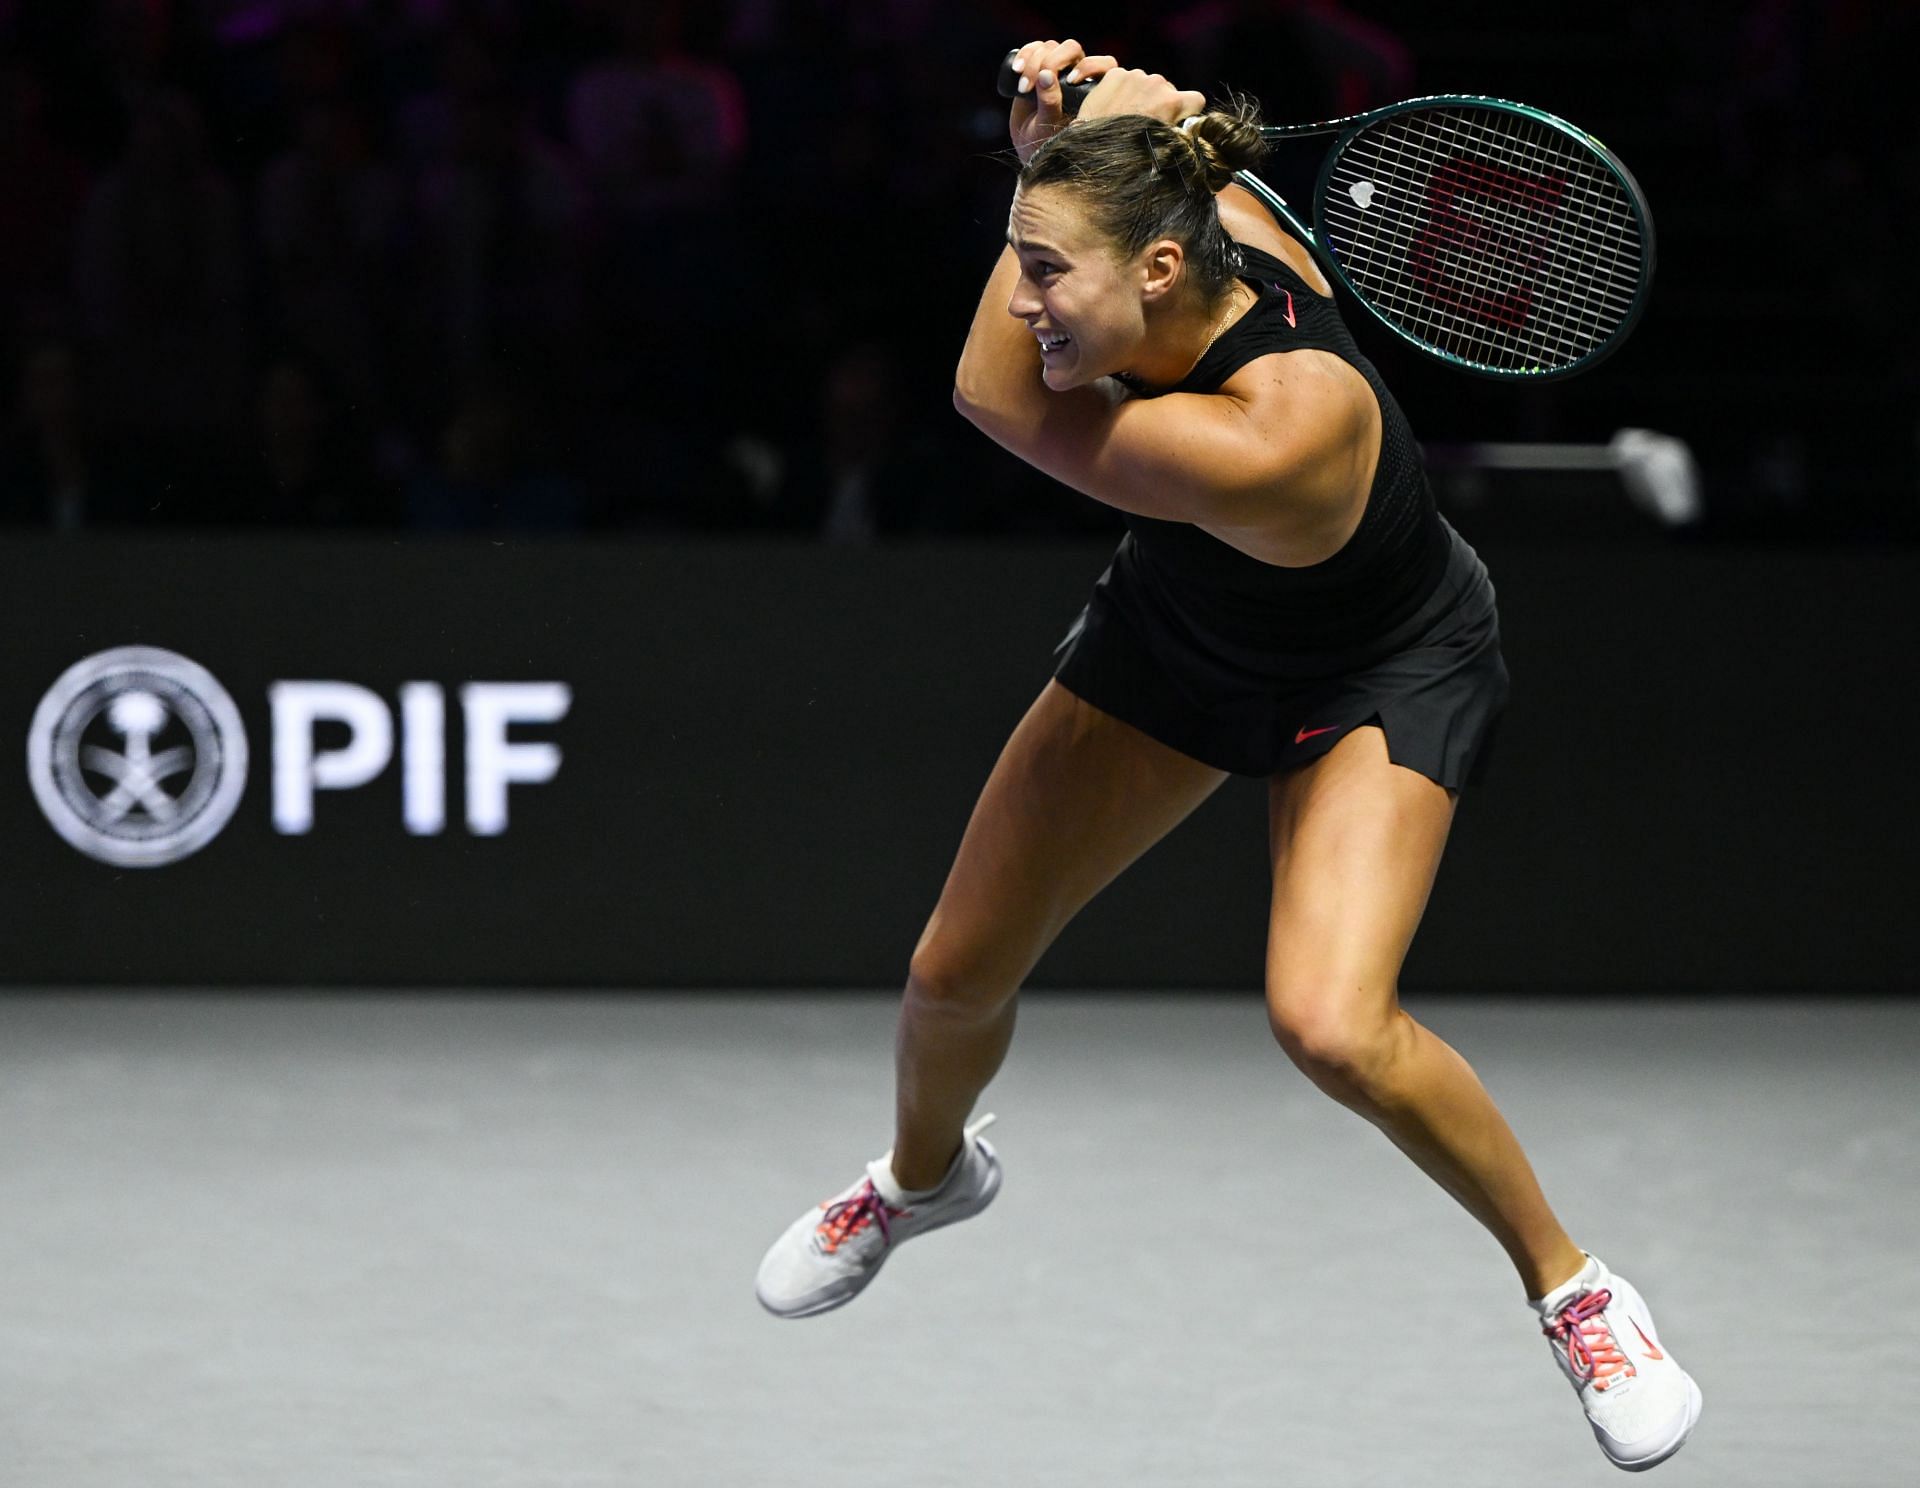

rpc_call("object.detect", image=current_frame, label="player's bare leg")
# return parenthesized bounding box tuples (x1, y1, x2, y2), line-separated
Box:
(757, 681, 1225, 1317)
(1263, 724, 1702, 1468)
(891, 681, 1228, 1187)
(1263, 724, 1582, 1297)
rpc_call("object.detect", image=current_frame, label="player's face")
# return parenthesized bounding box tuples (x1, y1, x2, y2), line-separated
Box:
(1005, 186, 1147, 391)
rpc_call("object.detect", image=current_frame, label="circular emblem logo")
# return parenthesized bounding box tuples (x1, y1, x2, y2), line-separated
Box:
(27, 647, 249, 868)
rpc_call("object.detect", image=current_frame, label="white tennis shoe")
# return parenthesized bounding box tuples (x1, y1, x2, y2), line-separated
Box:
(1535, 1253, 1703, 1471)
(756, 1114, 1001, 1319)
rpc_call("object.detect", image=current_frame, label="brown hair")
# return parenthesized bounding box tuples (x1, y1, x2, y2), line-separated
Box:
(1017, 96, 1269, 304)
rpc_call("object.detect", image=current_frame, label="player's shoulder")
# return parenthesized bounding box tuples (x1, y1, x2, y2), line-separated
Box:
(1213, 326, 1379, 481)
(1222, 345, 1372, 447)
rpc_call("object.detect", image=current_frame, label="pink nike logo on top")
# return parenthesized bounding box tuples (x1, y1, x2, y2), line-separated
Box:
(1281, 288, 1296, 327)
(1294, 724, 1340, 744)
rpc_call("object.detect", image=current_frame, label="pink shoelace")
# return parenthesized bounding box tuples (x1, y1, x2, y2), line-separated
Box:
(1544, 1288, 1635, 1391)
(815, 1179, 905, 1255)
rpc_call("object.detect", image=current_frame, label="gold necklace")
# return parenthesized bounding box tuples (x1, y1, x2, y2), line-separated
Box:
(1187, 284, 1247, 377)
(1116, 285, 1247, 393)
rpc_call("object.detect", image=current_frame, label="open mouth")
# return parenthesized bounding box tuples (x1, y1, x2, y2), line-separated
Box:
(1036, 330, 1072, 355)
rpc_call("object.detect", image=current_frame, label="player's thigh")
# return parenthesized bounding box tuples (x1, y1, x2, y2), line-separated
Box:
(1264, 725, 1456, 1050)
(913, 680, 1229, 997)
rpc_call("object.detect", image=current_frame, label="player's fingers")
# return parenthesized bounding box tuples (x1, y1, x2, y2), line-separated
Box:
(1078, 66, 1144, 111)
(1174, 88, 1208, 119)
(1064, 53, 1117, 84)
(1042, 38, 1086, 79)
(1009, 40, 1057, 95)
(1033, 63, 1067, 124)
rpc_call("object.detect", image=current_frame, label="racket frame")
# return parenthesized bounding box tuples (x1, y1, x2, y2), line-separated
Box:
(1233, 95, 1657, 381)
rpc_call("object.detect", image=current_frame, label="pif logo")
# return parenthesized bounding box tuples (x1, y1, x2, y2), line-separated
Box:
(27, 646, 250, 868)
(27, 649, 571, 868)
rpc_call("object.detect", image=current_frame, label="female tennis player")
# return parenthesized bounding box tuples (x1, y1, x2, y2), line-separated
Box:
(758, 41, 1701, 1472)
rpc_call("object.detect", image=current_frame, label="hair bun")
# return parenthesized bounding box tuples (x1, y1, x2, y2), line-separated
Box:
(1181, 94, 1268, 193)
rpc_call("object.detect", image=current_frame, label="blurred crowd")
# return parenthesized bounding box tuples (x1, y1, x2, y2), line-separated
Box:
(0, 1, 1913, 540)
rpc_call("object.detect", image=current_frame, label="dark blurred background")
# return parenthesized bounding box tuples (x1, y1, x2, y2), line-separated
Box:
(2, 0, 1915, 546)
(5, 2, 1917, 991)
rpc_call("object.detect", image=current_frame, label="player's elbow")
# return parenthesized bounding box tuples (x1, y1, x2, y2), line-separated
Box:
(952, 350, 994, 411)
(952, 344, 1023, 422)
(951, 378, 1000, 432)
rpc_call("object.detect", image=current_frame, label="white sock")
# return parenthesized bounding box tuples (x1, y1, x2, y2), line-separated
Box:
(1532, 1252, 1604, 1317)
(870, 1141, 965, 1208)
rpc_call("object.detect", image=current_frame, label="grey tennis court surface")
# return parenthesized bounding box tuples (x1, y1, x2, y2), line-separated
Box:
(2, 992, 1913, 1487)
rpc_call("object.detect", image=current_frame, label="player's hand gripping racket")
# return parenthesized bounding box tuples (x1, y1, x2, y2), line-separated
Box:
(997, 53, 1655, 380)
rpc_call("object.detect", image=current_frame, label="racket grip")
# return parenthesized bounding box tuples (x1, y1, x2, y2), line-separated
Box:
(996, 49, 1097, 112)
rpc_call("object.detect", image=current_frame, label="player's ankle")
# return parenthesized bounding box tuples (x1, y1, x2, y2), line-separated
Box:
(1522, 1241, 1593, 1304)
(888, 1137, 965, 1196)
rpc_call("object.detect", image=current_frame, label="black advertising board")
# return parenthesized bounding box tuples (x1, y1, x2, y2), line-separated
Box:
(3, 535, 1914, 990)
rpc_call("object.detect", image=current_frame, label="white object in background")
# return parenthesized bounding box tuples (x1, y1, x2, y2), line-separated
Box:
(1609, 428, 1704, 527)
(1429, 429, 1703, 527)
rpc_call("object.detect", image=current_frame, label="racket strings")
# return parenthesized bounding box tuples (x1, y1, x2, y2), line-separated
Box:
(1336, 119, 1633, 366)
(1331, 114, 1635, 365)
(1339, 118, 1637, 367)
(1318, 107, 1644, 373)
(1424, 113, 1641, 347)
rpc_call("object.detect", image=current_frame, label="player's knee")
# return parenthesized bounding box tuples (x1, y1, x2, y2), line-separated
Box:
(1267, 989, 1400, 1105)
(906, 943, 1018, 1021)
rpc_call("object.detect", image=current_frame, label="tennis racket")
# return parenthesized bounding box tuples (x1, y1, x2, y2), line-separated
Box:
(995, 53, 1655, 381)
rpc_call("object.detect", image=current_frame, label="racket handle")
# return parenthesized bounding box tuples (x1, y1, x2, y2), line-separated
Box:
(996, 49, 1097, 112)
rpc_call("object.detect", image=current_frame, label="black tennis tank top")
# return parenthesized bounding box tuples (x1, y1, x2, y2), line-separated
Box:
(1113, 242, 1449, 657)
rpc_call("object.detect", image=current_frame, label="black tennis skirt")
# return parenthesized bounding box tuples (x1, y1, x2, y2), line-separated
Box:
(1052, 517, 1509, 787)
